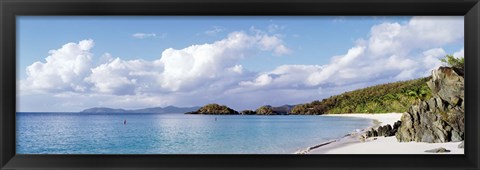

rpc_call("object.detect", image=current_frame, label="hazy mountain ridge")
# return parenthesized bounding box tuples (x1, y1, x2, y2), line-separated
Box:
(80, 106, 200, 113)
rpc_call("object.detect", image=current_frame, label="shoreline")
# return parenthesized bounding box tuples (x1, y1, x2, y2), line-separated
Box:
(294, 113, 400, 154)
(297, 113, 464, 154)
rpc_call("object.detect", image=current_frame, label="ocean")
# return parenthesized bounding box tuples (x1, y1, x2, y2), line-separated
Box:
(16, 112, 372, 154)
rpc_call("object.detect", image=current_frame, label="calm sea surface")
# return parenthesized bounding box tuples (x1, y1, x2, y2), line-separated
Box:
(16, 112, 372, 154)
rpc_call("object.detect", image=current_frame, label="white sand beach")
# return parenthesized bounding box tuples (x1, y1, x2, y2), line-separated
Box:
(305, 113, 464, 154)
(324, 113, 403, 126)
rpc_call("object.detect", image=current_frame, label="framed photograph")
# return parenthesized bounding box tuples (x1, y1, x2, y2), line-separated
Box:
(1, 0, 479, 169)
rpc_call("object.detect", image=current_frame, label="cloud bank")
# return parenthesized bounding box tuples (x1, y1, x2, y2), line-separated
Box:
(19, 17, 464, 112)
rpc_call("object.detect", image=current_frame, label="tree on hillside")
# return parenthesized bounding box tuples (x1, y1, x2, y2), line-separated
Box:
(440, 54, 464, 70)
(406, 86, 430, 104)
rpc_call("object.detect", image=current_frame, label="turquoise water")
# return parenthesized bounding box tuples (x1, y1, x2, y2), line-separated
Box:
(16, 112, 372, 154)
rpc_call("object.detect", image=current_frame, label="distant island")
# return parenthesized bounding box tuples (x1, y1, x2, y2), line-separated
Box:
(80, 106, 200, 113)
(185, 104, 295, 115)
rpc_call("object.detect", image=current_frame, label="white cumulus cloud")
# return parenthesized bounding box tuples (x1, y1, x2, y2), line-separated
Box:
(240, 65, 323, 89)
(311, 16, 463, 85)
(157, 31, 290, 91)
(21, 39, 94, 93)
(368, 16, 463, 57)
(422, 48, 447, 73)
(85, 57, 164, 95)
(240, 16, 463, 92)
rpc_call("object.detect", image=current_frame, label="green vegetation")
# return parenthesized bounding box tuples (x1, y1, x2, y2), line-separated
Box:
(290, 77, 432, 115)
(255, 106, 278, 115)
(405, 85, 430, 104)
(440, 55, 464, 70)
(189, 103, 239, 115)
(240, 110, 256, 115)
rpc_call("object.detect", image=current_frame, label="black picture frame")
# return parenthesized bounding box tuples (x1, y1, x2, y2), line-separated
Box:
(1, 0, 479, 169)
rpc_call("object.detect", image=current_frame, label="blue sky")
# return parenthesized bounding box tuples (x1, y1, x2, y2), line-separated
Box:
(17, 16, 464, 112)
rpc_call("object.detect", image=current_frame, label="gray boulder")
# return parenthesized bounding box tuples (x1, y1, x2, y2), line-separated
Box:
(365, 121, 401, 138)
(427, 67, 464, 108)
(458, 141, 464, 149)
(425, 147, 451, 153)
(396, 67, 464, 143)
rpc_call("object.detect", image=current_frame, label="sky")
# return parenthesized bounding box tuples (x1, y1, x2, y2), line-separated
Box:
(16, 16, 464, 112)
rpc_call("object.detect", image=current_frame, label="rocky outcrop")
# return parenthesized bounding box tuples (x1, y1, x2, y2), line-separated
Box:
(186, 104, 239, 115)
(396, 67, 464, 143)
(365, 121, 401, 138)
